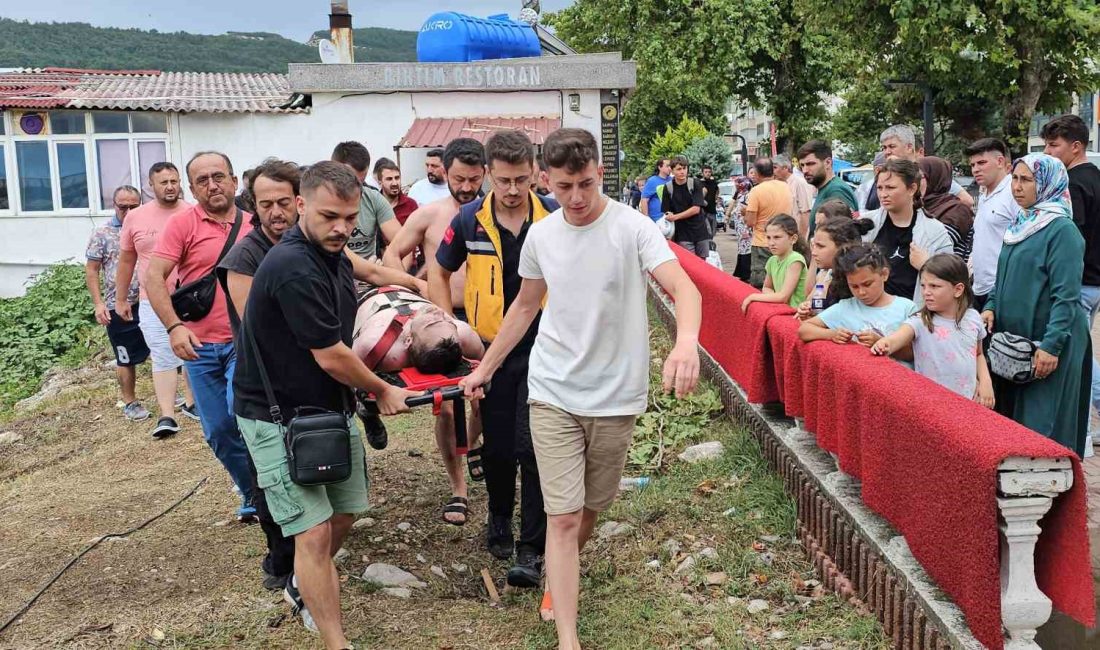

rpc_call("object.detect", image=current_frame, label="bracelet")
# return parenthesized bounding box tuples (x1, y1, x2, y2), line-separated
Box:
(166, 322, 184, 334)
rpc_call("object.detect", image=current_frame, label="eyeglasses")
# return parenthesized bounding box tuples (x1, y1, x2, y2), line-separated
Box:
(490, 176, 531, 191)
(193, 172, 229, 187)
(115, 204, 140, 212)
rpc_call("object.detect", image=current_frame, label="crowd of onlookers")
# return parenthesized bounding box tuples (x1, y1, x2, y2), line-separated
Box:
(633, 117, 1100, 461)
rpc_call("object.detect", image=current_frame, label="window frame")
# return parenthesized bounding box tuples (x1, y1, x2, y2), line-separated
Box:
(0, 110, 172, 217)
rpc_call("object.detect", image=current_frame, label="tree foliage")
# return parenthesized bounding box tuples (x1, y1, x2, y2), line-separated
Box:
(0, 19, 417, 72)
(648, 116, 710, 166)
(814, 0, 1100, 155)
(684, 135, 736, 178)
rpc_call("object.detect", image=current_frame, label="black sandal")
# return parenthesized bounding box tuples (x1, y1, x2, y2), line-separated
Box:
(442, 496, 468, 526)
(467, 447, 485, 482)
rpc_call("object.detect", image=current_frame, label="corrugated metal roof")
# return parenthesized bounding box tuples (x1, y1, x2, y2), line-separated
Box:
(0, 68, 304, 114)
(399, 116, 561, 148)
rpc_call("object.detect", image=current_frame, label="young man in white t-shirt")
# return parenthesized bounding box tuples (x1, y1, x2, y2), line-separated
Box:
(461, 128, 702, 650)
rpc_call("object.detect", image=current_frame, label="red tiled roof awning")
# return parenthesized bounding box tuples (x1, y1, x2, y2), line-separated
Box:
(399, 116, 561, 148)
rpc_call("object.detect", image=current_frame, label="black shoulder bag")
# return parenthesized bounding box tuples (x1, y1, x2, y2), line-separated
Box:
(244, 264, 353, 487)
(171, 209, 243, 322)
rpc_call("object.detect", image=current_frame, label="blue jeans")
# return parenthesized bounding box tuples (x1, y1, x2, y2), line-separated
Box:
(185, 342, 254, 506)
(1078, 286, 1100, 419)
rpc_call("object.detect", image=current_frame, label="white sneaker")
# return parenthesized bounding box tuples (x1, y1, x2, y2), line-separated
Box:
(283, 574, 319, 633)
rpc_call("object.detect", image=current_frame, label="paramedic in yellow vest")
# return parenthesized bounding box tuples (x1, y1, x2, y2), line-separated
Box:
(430, 129, 559, 590)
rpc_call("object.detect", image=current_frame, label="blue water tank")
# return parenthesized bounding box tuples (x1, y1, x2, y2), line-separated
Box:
(417, 12, 541, 63)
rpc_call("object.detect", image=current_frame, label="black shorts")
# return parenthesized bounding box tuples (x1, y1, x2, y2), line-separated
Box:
(106, 305, 150, 367)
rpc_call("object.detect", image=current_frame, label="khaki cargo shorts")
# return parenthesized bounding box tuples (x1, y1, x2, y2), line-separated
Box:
(529, 401, 637, 515)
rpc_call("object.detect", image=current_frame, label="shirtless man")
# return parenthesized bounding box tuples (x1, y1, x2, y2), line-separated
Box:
(352, 284, 485, 525)
(351, 287, 484, 373)
(381, 138, 489, 512)
(381, 137, 487, 313)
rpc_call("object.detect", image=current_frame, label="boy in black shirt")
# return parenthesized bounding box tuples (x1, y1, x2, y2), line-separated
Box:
(1042, 114, 1100, 441)
(661, 155, 710, 259)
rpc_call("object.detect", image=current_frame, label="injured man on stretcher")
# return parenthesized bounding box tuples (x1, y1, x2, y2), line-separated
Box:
(352, 285, 483, 374)
(352, 285, 484, 525)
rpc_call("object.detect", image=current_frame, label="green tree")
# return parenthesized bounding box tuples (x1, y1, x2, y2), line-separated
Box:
(546, 0, 846, 163)
(683, 134, 736, 177)
(814, 0, 1100, 155)
(648, 116, 710, 166)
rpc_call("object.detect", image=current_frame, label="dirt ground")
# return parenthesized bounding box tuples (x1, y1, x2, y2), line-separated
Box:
(0, 338, 885, 650)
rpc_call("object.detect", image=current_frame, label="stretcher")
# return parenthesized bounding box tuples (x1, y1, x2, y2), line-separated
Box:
(356, 359, 483, 454)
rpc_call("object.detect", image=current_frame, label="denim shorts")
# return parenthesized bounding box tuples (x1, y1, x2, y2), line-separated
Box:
(236, 415, 369, 537)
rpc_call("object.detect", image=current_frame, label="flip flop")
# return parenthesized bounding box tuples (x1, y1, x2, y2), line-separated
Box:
(466, 447, 485, 482)
(442, 495, 468, 526)
(539, 590, 554, 621)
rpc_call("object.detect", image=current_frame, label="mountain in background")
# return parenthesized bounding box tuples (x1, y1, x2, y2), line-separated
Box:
(0, 18, 418, 73)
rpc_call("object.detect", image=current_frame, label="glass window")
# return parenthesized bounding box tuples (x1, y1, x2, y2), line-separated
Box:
(0, 145, 8, 210)
(137, 141, 168, 202)
(130, 112, 168, 133)
(96, 140, 132, 210)
(49, 111, 86, 135)
(0, 113, 5, 135)
(57, 143, 89, 209)
(92, 111, 129, 134)
(16, 141, 53, 211)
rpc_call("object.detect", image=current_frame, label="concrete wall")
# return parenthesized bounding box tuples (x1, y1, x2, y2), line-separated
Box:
(0, 88, 605, 297)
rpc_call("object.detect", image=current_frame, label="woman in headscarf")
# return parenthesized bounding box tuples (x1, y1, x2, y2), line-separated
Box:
(982, 153, 1090, 456)
(919, 156, 974, 259)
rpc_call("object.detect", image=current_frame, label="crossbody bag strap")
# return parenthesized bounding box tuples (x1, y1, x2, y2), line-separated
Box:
(244, 315, 283, 425)
(215, 209, 244, 267)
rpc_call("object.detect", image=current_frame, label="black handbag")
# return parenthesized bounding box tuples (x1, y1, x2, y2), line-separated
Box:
(171, 209, 243, 322)
(988, 332, 1038, 384)
(244, 264, 353, 487)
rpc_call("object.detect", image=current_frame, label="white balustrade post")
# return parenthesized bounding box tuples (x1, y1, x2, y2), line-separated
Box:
(998, 496, 1054, 649)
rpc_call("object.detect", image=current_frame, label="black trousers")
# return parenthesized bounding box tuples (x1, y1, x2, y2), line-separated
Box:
(247, 455, 296, 578)
(480, 350, 546, 554)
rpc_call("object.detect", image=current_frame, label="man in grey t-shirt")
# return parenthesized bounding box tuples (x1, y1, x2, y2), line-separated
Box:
(332, 141, 400, 259)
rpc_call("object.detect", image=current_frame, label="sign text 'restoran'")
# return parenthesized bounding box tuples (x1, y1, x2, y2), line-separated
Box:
(382, 64, 542, 90)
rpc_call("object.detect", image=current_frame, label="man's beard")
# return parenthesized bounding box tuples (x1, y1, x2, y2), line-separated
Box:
(449, 187, 478, 205)
(427, 171, 443, 184)
(810, 170, 827, 188)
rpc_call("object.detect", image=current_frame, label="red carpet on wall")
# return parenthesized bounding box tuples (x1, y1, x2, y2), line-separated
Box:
(668, 245, 1095, 650)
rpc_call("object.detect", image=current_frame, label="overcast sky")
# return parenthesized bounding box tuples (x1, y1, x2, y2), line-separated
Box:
(1, 1, 574, 40)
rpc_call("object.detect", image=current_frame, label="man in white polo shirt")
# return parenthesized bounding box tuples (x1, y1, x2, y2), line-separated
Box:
(964, 138, 1016, 311)
(461, 127, 702, 650)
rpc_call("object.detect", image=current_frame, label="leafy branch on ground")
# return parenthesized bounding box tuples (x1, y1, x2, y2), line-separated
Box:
(627, 322, 724, 471)
(0, 263, 100, 413)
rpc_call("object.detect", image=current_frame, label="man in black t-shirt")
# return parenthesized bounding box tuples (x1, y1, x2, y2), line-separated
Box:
(1042, 114, 1100, 432)
(700, 165, 720, 236)
(234, 162, 414, 646)
(661, 155, 710, 259)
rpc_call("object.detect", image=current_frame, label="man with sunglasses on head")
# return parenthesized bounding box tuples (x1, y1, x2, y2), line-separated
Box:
(86, 185, 150, 422)
(431, 129, 558, 588)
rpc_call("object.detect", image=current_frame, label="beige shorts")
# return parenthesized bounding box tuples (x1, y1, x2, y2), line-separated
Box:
(529, 401, 637, 515)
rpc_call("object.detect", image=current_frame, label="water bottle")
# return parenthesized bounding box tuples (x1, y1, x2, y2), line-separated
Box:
(619, 477, 651, 491)
(810, 283, 827, 314)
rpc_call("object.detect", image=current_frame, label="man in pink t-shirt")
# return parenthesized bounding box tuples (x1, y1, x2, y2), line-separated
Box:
(116, 162, 197, 438)
(147, 151, 256, 522)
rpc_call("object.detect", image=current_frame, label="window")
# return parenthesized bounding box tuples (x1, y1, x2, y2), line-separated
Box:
(2, 109, 171, 215)
(49, 111, 86, 135)
(96, 140, 132, 209)
(131, 113, 168, 133)
(137, 141, 168, 201)
(16, 142, 52, 211)
(92, 112, 129, 134)
(56, 143, 89, 209)
(0, 144, 8, 210)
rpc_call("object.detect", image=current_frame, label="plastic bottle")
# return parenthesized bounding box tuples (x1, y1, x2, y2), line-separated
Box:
(619, 477, 651, 491)
(810, 283, 827, 314)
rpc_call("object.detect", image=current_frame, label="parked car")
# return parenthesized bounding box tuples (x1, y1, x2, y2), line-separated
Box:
(839, 165, 874, 191)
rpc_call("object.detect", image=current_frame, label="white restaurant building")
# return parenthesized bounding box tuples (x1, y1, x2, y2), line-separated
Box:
(0, 54, 635, 296)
